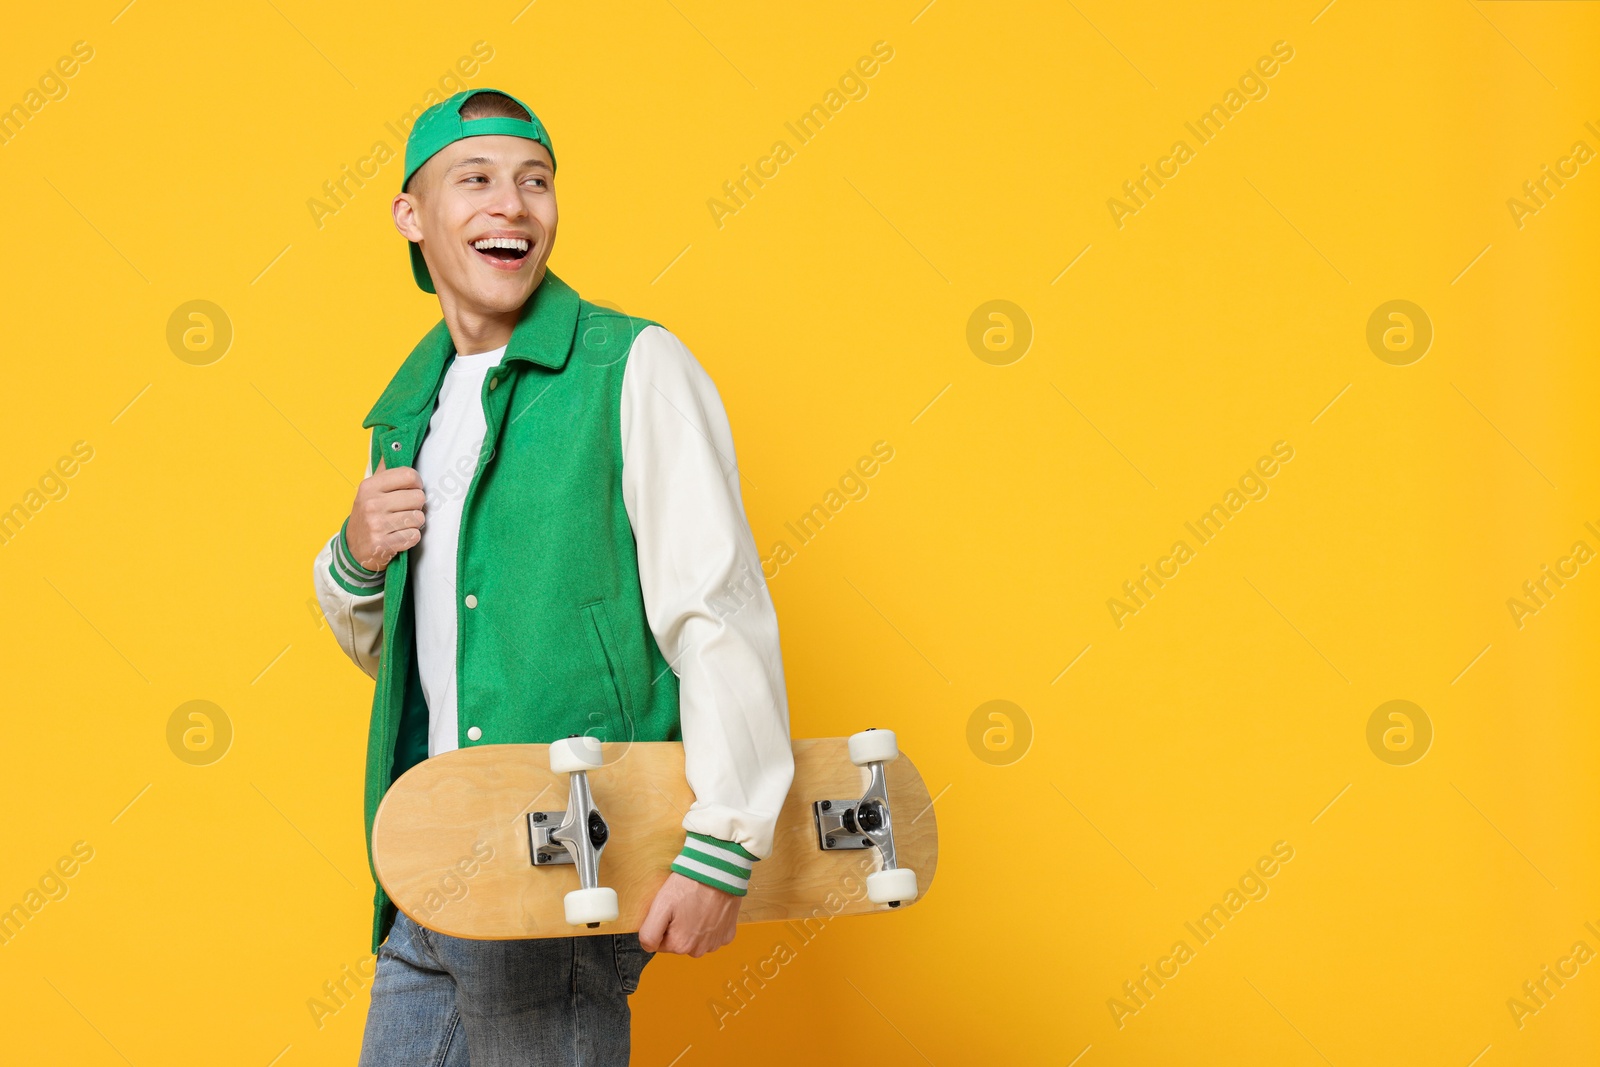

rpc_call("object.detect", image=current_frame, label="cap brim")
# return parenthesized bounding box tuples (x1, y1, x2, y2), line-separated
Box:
(410, 242, 435, 294)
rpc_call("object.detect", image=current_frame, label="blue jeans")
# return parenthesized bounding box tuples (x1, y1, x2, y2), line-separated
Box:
(358, 911, 654, 1066)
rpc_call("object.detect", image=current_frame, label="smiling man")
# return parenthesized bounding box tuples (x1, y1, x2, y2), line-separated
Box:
(311, 89, 795, 1066)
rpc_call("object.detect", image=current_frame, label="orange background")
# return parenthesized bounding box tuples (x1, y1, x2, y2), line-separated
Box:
(2, 1, 1598, 1064)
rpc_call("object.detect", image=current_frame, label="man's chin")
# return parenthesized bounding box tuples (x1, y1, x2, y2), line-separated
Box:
(463, 271, 543, 316)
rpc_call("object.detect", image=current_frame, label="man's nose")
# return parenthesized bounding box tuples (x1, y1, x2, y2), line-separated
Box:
(487, 180, 527, 218)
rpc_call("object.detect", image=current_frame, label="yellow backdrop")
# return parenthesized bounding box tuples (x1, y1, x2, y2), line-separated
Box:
(2, 1, 1596, 1064)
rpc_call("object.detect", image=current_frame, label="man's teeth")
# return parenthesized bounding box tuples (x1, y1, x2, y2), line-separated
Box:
(473, 237, 531, 252)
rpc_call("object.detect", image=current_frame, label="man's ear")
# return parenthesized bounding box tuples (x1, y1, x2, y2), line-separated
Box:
(393, 192, 424, 242)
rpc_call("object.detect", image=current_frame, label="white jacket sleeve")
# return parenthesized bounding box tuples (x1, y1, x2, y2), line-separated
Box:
(619, 325, 795, 894)
(312, 456, 386, 680)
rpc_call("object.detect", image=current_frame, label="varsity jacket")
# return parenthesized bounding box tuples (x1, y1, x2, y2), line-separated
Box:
(311, 270, 795, 952)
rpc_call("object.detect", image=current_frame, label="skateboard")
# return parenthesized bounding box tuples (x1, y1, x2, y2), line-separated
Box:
(372, 729, 938, 939)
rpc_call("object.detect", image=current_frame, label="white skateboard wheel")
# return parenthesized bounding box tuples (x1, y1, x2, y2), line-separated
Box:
(549, 735, 603, 775)
(867, 867, 918, 905)
(848, 728, 898, 766)
(564, 886, 619, 926)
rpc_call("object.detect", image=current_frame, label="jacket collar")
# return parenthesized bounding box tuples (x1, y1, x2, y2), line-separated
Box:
(362, 269, 582, 429)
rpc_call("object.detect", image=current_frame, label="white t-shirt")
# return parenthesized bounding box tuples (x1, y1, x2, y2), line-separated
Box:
(410, 344, 506, 757)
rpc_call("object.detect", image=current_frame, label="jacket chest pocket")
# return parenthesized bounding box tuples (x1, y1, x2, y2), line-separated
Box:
(580, 601, 635, 744)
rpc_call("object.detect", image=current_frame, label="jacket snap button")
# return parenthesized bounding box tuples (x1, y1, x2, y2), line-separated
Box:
(464, 594, 478, 608)
(390, 441, 401, 451)
(467, 726, 482, 741)
(489, 377, 499, 390)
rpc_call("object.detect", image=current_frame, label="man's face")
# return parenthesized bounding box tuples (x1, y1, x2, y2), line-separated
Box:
(393, 135, 558, 315)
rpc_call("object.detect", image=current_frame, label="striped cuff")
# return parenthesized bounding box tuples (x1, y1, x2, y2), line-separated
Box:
(327, 519, 385, 596)
(670, 832, 757, 896)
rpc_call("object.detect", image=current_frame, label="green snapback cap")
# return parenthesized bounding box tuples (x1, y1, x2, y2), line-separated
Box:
(402, 89, 556, 293)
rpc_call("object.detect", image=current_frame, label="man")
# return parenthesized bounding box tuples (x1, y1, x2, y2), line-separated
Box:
(311, 88, 795, 1065)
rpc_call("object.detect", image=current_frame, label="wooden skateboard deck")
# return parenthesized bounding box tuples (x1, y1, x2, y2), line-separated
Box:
(372, 739, 938, 939)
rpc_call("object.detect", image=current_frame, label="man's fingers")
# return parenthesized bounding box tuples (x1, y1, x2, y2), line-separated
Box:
(353, 517, 421, 562)
(374, 488, 426, 515)
(373, 464, 424, 491)
(370, 529, 419, 566)
(637, 902, 670, 954)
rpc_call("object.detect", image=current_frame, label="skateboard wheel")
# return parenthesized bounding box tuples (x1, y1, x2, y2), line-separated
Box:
(848, 729, 898, 766)
(867, 867, 918, 905)
(564, 886, 619, 926)
(550, 736, 603, 775)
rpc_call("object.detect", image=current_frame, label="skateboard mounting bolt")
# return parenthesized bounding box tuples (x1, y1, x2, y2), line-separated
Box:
(537, 853, 549, 863)
(533, 812, 547, 823)
(823, 838, 833, 848)
(820, 800, 832, 811)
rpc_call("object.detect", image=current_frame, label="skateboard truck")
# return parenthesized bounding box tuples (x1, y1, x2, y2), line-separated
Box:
(528, 736, 619, 928)
(812, 728, 920, 908)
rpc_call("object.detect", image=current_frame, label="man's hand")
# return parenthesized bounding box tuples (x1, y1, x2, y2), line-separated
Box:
(637, 873, 741, 957)
(346, 457, 426, 571)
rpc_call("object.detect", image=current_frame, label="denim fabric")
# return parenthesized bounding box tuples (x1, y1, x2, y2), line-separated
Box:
(358, 911, 654, 1066)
